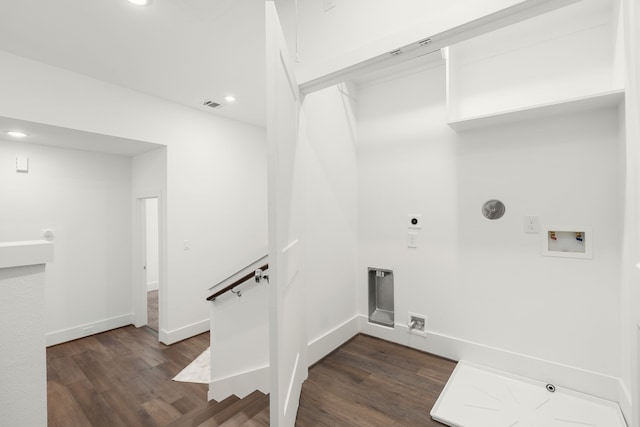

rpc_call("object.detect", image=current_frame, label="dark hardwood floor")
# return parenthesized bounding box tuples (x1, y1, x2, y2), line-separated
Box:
(297, 335, 456, 426)
(148, 290, 159, 332)
(47, 327, 455, 426)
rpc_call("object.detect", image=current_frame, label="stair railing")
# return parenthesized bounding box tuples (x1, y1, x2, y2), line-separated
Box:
(206, 255, 269, 301)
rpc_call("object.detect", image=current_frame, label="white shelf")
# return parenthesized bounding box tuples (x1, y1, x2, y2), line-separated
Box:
(448, 89, 625, 132)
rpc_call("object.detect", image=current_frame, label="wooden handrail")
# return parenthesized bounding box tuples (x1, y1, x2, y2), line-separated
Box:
(206, 263, 268, 301)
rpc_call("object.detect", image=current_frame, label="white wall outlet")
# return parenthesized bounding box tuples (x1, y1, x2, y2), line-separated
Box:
(408, 214, 422, 229)
(183, 240, 190, 250)
(524, 215, 539, 234)
(408, 312, 427, 337)
(16, 156, 29, 173)
(407, 232, 417, 248)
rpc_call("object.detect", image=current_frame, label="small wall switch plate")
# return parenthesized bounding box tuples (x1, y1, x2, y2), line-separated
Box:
(408, 214, 422, 229)
(16, 156, 29, 173)
(524, 215, 539, 234)
(183, 240, 190, 251)
(407, 232, 417, 248)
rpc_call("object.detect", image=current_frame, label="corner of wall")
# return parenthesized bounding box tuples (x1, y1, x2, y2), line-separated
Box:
(357, 315, 626, 407)
(161, 318, 209, 345)
(46, 314, 134, 347)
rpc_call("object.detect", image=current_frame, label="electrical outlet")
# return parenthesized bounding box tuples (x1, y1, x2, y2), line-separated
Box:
(524, 215, 539, 234)
(407, 232, 417, 248)
(408, 312, 427, 337)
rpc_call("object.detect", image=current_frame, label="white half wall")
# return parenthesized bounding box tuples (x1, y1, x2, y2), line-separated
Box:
(0, 141, 134, 346)
(208, 282, 270, 401)
(619, 0, 640, 423)
(0, 264, 48, 427)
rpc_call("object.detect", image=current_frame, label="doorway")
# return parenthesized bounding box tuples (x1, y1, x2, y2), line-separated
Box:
(136, 195, 161, 336)
(144, 197, 160, 332)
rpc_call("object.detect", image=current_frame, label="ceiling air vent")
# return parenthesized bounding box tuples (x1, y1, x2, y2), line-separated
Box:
(203, 100, 222, 109)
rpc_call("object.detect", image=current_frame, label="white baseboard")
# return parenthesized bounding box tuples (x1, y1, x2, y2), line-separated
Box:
(146, 281, 159, 292)
(46, 314, 134, 347)
(208, 365, 270, 402)
(308, 315, 360, 366)
(162, 318, 209, 345)
(358, 315, 626, 406)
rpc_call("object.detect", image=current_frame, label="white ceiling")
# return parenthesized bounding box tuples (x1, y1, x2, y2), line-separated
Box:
(0, 0, 266, 128)
(0, 116, 162, 156)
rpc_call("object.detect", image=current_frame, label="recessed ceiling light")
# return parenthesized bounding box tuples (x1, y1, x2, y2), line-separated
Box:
(224, 95, 236, 103)
(128, 0, 150, 6)
(6, 131, 28, 138)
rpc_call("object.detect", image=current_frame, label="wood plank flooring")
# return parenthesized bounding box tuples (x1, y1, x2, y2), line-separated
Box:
(148, 290, 159, 332)
(47, 327, 455, 426)
(296, 334, 456, 426)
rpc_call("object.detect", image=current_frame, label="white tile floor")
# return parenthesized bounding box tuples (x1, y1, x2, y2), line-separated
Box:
(431, 361, 626, 427)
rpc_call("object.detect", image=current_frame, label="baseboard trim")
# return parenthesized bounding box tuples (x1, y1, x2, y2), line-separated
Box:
(46, 314, 134, 347)
(308, 315, 360, 366)
(208, 365, 270, 402)
(205, 315, 359, 402)
(357, 315, 625, 406)
(162, 318, 209, 345)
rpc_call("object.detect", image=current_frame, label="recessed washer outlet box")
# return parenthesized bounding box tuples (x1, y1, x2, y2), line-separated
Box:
(408, 312, 427, 337)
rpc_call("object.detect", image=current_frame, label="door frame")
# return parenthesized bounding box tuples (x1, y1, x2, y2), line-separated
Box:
(133, 191, 164, 339)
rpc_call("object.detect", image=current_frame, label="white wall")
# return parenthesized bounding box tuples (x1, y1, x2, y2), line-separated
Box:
(298, 84, 359, 362)
(0, 141, 133, 345)
(357, 62, 623, 398)
(620, 0, 640, 423)
(0, 51, 268, 344)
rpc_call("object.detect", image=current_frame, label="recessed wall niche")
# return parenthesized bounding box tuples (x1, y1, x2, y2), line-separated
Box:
(542, 225, 593, 259)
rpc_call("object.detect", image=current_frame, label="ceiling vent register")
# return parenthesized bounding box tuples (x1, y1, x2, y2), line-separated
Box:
(203, 100, 222, 109)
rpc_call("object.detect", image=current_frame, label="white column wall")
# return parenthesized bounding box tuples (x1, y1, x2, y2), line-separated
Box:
(620, 0, 640, 423)
(298, 84, 359, 363)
